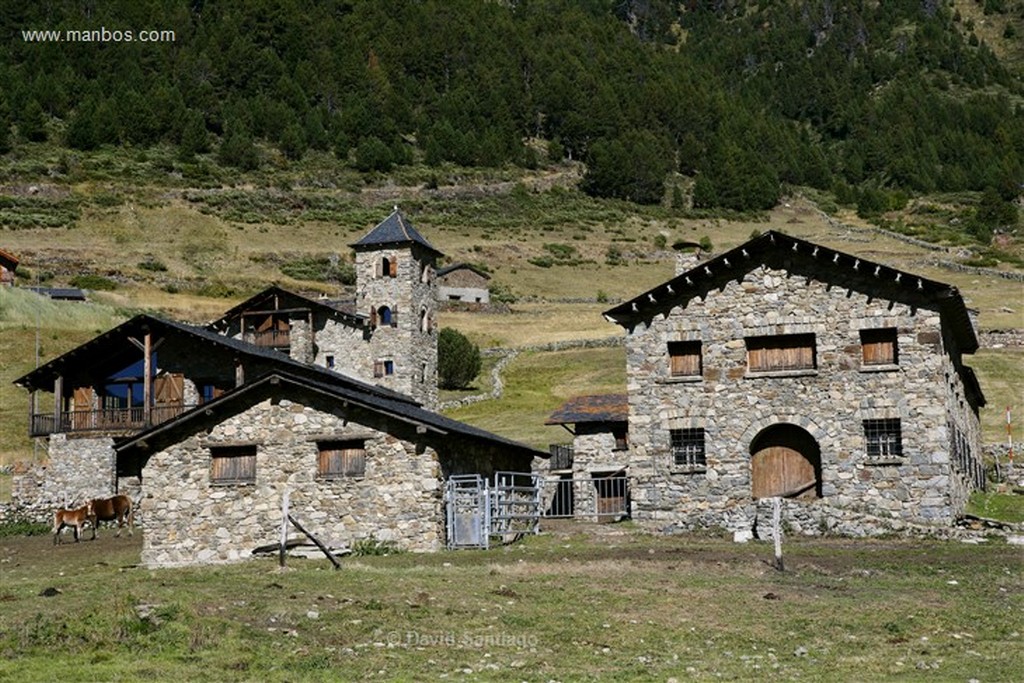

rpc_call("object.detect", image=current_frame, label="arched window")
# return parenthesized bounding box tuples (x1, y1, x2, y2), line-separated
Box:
(419, 307, 428, 333)
(377, 306, 392, 326)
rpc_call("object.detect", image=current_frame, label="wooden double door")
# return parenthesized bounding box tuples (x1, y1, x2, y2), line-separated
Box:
(750, 424, 821, 499)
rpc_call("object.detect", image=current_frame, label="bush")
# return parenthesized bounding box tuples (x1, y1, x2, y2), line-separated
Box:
(438, 328, 482, 390)
(0, 518, 51, 538)
(70, 274, 117, 290)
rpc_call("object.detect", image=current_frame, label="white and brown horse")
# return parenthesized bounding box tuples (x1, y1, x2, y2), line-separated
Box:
(88, 494, 135, 539)
(53, 502, 94, 544)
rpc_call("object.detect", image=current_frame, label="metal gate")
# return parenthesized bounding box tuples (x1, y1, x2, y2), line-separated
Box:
(445, 475, 490, 549)
(542, 472, 630, 521)
(491, 471, 541, 539)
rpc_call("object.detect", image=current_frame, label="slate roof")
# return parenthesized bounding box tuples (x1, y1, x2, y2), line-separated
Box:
(13, 313, 415, 405)
(351, 208, 442, 256)
(604, 230, 980, 354)
(116, 370, 546, 460)
(0, 248, 19, 267)
(26, 287, 86, 301)
(437, 263, 491, 280)
(206, 285, 364, 332)
(546, 394, 629, 425)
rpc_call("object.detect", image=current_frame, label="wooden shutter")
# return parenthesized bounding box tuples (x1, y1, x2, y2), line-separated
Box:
(211, 447, 256, 484)
(391, 305, 398, 327)
(153, 373, 184, 405)
(373, 361, 384, 378)
(72, 386, 94, 429)
(370, 307, 378, 328)
(861, 329, 896, 365)
(389, 258, 398, 277)
(319, 442, 366, 477)
(747, 335, 815, 372)
(668, 341, 701, 377)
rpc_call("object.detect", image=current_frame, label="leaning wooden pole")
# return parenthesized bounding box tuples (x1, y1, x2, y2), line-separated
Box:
(288, 514, 341, 569)
(279, 489, 290, 569)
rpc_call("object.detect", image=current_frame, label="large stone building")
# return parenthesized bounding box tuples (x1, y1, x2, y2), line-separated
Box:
(11, 210, 543, 564)
(602, 230, 986, 536)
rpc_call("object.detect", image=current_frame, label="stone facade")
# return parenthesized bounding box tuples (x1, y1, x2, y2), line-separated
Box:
(437, 265, 490, 304)
(609, 232, 985, 537)
(354, 243, 438, 409)
(132, 380, 534, 568)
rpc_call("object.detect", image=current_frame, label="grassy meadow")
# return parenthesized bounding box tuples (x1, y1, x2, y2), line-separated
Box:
(1, 526, 1021, 682)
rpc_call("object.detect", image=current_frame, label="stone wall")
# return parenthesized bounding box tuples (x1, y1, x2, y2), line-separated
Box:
(141, 396, 445, 568)
(7, 435, 117, 523)
(438, 285, 490, 304)
(625, 263, 985, 536)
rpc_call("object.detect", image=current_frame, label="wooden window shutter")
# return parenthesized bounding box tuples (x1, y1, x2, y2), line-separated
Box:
(391, 305, 398, 327)
(668, 341, 702, 377)
(370, 307, 378, 328)
(211, 446, 256, 484)
(373, 361, 384, 378)
(318, 441, 366, 478)
(746, 334, 815, 372)
(860, 328, 897, 365)
(389, 258, 398, 277)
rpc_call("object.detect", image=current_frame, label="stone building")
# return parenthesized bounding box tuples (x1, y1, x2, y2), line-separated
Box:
(437, 263, 491, 304)
(603, 230, 986, 537)
(115, 372, 538, 567)
(0, 248, 18, 286)
(544, 394, 630, 520)
(10, 210, 542, 560)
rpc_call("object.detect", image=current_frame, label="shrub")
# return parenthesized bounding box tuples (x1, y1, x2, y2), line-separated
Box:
(438, 328, 482, 390)
(351, 539, 403, 556)
(70, 274, 117, 290)
(0, 518, 51, 538)
(138, 259, 168, 272)
(489, 281, 517, 304)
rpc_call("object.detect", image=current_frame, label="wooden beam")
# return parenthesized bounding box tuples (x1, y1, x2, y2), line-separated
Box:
(288, 514, 341, 569)
(143, 332, 152, 425)
(53, 375, 63, 421)
(235, 360, 244, 387)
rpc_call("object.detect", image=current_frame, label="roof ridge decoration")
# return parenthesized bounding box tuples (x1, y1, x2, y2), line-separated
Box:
(603, 230, 979, 354)
(351, 207, 442, 256)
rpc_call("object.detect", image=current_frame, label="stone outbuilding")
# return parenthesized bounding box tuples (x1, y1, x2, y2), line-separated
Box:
(603, 230, 986, 537)
(436, 263, 491, 305)
(0, 248, 18, 286)
(116, 371, 541, 567)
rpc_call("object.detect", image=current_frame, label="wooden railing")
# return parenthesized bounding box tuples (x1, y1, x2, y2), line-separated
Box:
(548, 444, 574, 471)
(29, 404, 196, 437)
(245, 329, 291, 348)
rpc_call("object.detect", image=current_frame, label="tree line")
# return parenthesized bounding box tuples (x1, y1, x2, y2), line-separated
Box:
(0, 0, 1021, 224)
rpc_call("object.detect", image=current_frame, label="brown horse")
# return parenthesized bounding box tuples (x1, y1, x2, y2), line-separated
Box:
(88, 494, 135, 539)
(53, 502, 94, 545)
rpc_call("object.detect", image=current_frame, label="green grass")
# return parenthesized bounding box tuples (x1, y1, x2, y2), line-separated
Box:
(445, 347, 625, 449)
(0, 529, 1021, 681)
(966, 490, 1024, 524)
(971, 349, 1024, 445)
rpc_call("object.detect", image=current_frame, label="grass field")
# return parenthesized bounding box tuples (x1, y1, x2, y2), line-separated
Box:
(0, 526, 1021, 681)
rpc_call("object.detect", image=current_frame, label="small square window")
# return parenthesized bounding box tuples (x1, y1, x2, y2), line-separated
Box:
(211, 445, 256, 484)
(668, 341, 702, 377)
(318, 440, 366, 478)
(670, 428, 706, 468)
(373, 360, 395, 378)
(326, 355, 335, 369)
(860, 328, 898, 366)
(863, 419, 903, 459)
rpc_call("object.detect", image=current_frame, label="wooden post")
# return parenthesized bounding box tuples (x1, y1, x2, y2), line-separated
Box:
(279, 489, 290, 569)
(143, 331, 152, 425)
(53, 375, 63, 427)
(288, 514, 341, 569)
(235, 359, 244, 387)
(772, 496, 784, 572)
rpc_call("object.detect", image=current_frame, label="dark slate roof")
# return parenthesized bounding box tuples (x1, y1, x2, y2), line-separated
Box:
(26, 287, 86, 301)
(546, 394, 628, 425)
(436, 263, 491, 280)
(604, 230, 980, 354)
(13, 313, 415, 405)
(351, 209, 442, 256)
(206, 285, 364, 332)
(116, 370, 546, 460)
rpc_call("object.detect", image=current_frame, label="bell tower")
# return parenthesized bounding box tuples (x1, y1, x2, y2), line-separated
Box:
(352, 208, 440, 408)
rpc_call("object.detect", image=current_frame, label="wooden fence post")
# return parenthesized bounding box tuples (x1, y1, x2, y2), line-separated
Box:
(771, 496, 784, 571)
(279, 488, 290, 569)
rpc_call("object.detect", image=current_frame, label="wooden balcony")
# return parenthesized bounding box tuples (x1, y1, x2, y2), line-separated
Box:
(245, 329, 290, 349)
(29, 404, 196, 437)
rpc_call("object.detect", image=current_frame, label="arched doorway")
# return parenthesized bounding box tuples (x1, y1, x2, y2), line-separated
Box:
(749, 424, 822, 499)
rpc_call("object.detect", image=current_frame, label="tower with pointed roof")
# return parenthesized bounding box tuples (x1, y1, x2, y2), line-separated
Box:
(352, 208, 441, 408)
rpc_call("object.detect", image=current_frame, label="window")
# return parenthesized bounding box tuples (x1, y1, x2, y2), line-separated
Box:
(325, 355, 335, 369)
(668, 341, 702, 377)
(374, 360, 395, 377)
(211, 445, 256, 484)
(863, 419, 903, 459)
(612, 425, 629, 451)
(377, 306, 392, 326)
(670, 428, 706, 468)
(380, 257, 397, 278)
(746, 334, 816, 372)
(860, 328, 898, 366)
(318, 440, 366, 478)
(200, 382, 226, 404)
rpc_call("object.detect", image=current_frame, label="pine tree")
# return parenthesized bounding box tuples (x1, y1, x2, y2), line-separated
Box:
(19, 99, 47, 142)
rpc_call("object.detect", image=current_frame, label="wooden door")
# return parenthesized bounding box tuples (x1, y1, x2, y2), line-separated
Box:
(751, 446, 817, 499)
(72, 386, 94, 430)
(153, 372, 184, 405)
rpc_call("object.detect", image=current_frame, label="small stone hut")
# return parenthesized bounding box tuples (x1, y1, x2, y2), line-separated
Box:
(436, 263, 491, 305)
(603, 230, 986, 537)
(0, 248, 18, 286)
